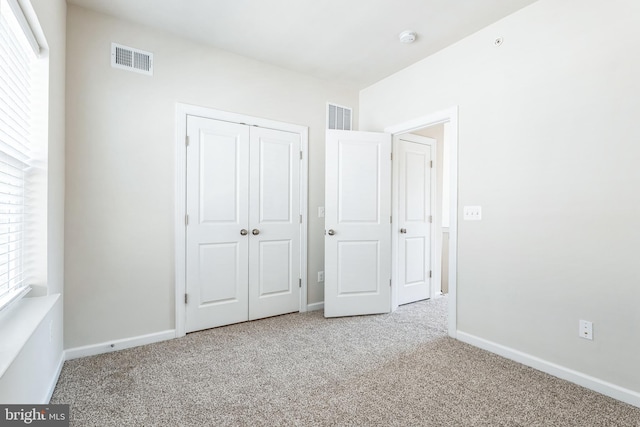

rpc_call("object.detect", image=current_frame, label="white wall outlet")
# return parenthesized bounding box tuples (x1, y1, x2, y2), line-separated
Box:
(317, 271, 324, 283)
(318, 207, 325, 218)
(579, 319, 593, 340)
(463, 205, 482, 220)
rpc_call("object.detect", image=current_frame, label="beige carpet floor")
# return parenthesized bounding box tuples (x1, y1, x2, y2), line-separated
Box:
(51, 296, 640, 426)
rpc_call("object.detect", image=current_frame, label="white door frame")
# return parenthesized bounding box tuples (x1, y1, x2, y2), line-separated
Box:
(392, 134, 438, 308)
(174, 103, 309, 338)
(385, 106, 458, 338)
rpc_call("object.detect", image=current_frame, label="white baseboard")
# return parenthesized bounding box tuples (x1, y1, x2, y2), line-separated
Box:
(44, 352, 65, 403)
(307, 302, 324, 312)
(65, 329, 176, 360)
(457, 331, 640, 409)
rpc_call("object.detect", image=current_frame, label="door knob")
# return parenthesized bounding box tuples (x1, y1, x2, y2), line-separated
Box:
(240, 229, 248, 236)
(327, 229, 335, 235)
(252, 229, 260, 235)
(400, 228, 407, 234)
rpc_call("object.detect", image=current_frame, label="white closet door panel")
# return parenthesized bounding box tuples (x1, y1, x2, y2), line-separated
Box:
(249, 127, 300, 320)
(199, 133, 240, 222)
(186, 116, 250, 332)
(258, 240, 292, 295)
(260, 139, 293, 222)
(198, 243, 240, 304)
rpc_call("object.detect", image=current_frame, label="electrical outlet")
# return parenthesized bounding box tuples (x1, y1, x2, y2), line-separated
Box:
(579, 320, 593, 340)
(463, 205, 482, 220)
(317, 271, 324, 283)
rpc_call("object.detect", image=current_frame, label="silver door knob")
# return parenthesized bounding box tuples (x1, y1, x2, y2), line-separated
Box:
(252, 229, 260, 235)
(400, 228, 407, 234)
(327, 229, 335, 235)
(240, 229, 248, 236)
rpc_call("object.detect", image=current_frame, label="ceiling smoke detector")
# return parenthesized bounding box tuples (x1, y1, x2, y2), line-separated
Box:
(399, 30, 417, 44)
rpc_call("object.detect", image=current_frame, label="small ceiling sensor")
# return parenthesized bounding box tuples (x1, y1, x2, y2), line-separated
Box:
(399, 31, 417, 44)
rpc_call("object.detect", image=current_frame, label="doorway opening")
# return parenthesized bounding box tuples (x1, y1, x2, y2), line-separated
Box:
(386, 107, 458, 338)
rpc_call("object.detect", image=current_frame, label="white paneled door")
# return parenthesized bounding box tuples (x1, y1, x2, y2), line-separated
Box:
(324, 130, 392, 317)
(248, 127, 301, 320)
(186, 117, 249, 332)
(395, 134, 434, 305)
(186, 116, 300, 333)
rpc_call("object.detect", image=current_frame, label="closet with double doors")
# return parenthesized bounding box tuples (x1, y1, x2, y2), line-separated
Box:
(184, 116, 301, 332)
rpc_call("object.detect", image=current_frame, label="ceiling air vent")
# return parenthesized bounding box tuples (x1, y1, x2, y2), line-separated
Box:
(327, 103, 352, 131)
(111, 43, 153, 76)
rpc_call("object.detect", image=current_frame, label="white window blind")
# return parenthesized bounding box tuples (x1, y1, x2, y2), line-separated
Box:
(0, 0, 38, 310)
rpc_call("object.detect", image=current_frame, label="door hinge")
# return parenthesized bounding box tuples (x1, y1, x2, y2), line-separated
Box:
(429, 215, 432, 223)
(300, 214, 303, 224)
(185, 214, 189, 226)
(184, 293, 188, 304)
(430, 160, 433, 168)
(185, 135, 190, 147)
(389, 279, 392, 287)
(390, 215, 392, 223)
(390, 152, 393, 161)
(429, 270, 432, 278)
(300, 151, 303, 160)
(299, 278, 302, 288)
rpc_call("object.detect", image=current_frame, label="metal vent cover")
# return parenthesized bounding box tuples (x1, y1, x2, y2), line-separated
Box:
(111, 43, 153, 76)
(327, 103, 352, 130)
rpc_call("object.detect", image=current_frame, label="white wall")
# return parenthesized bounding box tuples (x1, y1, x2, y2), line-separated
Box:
(361, 0, 640, 394)
(64, 5, 358, 349)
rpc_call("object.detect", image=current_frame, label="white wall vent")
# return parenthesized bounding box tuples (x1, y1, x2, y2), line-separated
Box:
(111, 43, 153, 76)
(327, 103, 352, 130)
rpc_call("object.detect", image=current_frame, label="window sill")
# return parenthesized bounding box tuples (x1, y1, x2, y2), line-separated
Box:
(0, 286, 32, 314)
(0, 294, 60, 378)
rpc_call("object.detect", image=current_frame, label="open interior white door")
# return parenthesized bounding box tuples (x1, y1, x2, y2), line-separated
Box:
(395, 134, 434, 305)
(324, 130, 392, 317)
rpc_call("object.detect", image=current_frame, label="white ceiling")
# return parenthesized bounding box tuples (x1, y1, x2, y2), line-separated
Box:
(67, 0, 539, 89)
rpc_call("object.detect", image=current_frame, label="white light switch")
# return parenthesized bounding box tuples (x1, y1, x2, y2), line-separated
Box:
(318, 207, 325, 218)
(463, 205, 482, 220)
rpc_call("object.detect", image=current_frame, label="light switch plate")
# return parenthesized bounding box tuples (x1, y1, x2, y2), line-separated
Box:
(464, 205, 482, 220)
(318, 207, 325, 218)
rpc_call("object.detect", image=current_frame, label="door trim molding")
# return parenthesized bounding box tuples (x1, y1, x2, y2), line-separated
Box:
(385, 106, 458, 338)
(175, 103, 309, 337)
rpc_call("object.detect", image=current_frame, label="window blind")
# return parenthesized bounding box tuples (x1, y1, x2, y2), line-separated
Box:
(0, 0, 36, 310)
